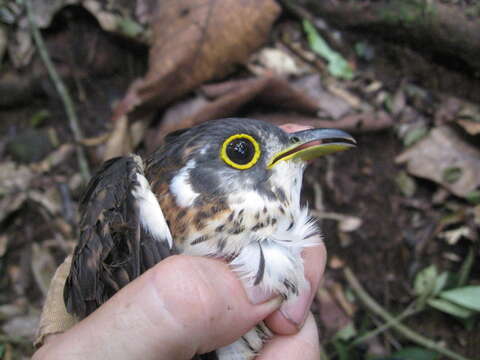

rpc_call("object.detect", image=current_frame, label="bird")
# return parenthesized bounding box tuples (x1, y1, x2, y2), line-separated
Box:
(64, 118, 355, 360)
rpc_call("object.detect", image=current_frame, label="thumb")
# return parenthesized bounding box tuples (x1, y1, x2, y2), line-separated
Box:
(34, 255, 281, 360)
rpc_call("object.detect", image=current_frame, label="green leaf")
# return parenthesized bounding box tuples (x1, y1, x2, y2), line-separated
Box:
(442, 167, 462, 184)
(395, 171, 416, 197)
(303, 20, 354, 80)
(414, 265, 438, 297)
(439, 286, 480, 312)
(465, 190, 480, 204)
(403, 125, 428, 147)
(333, 340, 350, 360)
(427, 298, 475, 319)
(335, 322, 357, 341)
(116, 17, 144, 38)
(433, 271, 449, 296)
(30, 109, 50, 127)
(393, 346, 440, 360)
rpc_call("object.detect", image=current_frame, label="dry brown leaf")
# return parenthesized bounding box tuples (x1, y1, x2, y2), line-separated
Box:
(292, 74, 351, 119)
(149, 75, 322, 147)
(254, 111, 394, 133)
(119, 0, 280, 118)
(396, 126, 480, 198)
(457, 119, 480, 135)
(103, 115, 132, 161)
(248, 47, 310, 76)
(31, 243, 57, 297)
(0, 162, 34, 223)
(2, 312, 40, 340)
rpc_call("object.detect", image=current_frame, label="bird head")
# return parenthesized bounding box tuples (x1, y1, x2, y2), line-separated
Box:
(147, 118, 355, 218)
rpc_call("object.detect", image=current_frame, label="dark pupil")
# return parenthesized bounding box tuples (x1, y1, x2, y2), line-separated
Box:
(227, 138, 254, 165)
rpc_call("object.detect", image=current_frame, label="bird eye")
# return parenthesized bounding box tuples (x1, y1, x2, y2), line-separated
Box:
(220, 134, 261, 170)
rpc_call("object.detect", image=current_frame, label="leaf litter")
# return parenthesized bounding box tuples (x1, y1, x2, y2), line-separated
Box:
(1, 0, 480, 358)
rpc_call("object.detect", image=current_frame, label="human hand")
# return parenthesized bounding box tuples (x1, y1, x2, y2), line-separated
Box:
(33, 248, 325, 360)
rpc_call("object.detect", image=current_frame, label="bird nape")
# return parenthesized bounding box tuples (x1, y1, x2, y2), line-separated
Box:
(64, 118, 355, 360)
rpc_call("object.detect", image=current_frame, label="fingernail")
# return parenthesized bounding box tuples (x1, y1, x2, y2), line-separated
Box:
(280, 281, 312, 328)
(245, 286, 275, 305)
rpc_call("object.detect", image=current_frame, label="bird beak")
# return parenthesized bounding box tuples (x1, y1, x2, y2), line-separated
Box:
(267, 128, 356, 168)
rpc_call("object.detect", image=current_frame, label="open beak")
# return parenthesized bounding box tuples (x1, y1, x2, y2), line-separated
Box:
(268, 128, 356, 168)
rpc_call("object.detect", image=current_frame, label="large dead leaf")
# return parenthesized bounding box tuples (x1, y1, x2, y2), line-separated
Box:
(435, 96, 480, 135)
(255, 111, 394, 132)
(292, 74, 352, 119)
(0, 162, 34, 223)
(396, 126, 480, 198)
(121, 0, 280, 117)
(147, 75, 322, 148)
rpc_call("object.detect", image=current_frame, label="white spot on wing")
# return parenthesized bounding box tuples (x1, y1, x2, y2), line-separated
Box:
(169, 159, 199, 207)
(133, 173, 173, 248)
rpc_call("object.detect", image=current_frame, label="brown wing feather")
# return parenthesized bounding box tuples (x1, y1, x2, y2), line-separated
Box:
(64, 155, 175, 318)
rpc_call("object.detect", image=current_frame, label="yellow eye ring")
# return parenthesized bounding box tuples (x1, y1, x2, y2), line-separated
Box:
(220, 134, 261, 170)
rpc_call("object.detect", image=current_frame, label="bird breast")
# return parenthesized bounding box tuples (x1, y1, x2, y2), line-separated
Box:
(170, 189, 320, 299)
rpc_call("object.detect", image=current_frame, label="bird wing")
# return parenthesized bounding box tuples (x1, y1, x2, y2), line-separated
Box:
(64, 154, 175, 318)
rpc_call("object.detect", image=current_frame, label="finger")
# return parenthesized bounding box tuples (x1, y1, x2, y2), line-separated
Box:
(264, 239, 326, 335)
(33, 255, 282, 360)
(258, 313, 320, 360)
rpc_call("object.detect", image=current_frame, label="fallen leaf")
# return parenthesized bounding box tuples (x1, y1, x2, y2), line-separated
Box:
(0, 162, 34, 223)
(292, 74, 351, 119)
(248, 47, 310, 76)
(438, 227, 472, 245)
(255, 111, 394, 133)
(121, 0, 280, 118)
(1, 312, 40, 340)
(151, 75, 323, 145)
(457, 119, 480, 135)
(26, 0, 151, 43)
(396, 126, 480, 198)
(31, 243, 57, 297)
(395, 171, 417, 197)
(303, 20, 353, 80)
(402, 124, 428, 147)
(103, 115, 132, 161)
(338, 216, 362, 232)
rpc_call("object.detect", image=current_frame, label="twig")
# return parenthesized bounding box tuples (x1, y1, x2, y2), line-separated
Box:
(25, 0, 91, 182)
(350, 303, 420, 347)
(344, 267, 472, 360)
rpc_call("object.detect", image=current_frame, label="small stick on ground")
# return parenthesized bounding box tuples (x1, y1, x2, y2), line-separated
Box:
(25, 0, 91, 182)
(344, 267, 472, 360)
